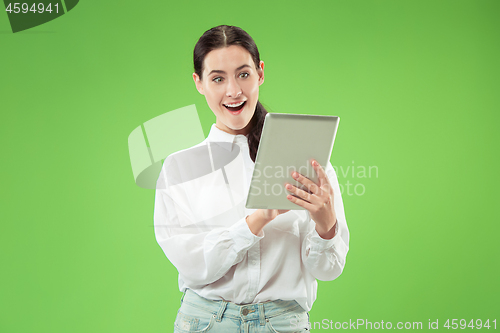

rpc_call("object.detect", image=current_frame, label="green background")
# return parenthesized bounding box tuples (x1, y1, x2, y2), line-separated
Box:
(1, 0, 498, 332)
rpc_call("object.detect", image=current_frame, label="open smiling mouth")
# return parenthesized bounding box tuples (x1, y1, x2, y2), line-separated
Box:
(223, 101, 246, 112)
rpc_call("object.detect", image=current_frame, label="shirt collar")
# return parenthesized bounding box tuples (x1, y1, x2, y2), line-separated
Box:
(206, 124, 248, 151)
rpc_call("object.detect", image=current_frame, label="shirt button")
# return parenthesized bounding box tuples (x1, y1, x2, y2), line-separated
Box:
(252, 260, 257, 265)
(242, 308, 249, 316)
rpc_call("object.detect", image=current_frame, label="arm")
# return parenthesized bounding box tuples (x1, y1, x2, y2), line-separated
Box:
(289, 161, 350, 281)
(154, 158, 264, 287)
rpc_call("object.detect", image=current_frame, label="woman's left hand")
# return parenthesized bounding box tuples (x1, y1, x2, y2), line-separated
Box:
(285, 159, 337, 239)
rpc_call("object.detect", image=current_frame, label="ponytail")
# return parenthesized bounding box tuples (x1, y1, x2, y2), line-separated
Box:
(247, 101, 268, 163)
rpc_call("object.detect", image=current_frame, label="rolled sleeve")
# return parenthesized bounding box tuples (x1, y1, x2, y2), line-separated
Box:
(309, 222, 339, 252)
(301, 161, 350, 281)
(228, 217, 264, 254)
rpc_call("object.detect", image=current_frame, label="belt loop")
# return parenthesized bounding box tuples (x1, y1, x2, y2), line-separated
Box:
(258, 303, 266, 326)
(180, 289, 187, 303)
(215, 300, 228, 322)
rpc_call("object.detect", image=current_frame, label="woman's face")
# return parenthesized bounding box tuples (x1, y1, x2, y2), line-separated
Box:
(193, 45, 264, 135)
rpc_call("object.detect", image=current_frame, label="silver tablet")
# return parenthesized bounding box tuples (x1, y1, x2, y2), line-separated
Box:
(245, 113, 340, 210)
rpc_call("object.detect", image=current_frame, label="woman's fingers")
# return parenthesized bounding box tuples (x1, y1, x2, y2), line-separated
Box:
(286, 193, 315, 211)
(290, 171, 320, 195)
(285, 160, 337, 236)
(311, 159, 330, 189)
(286, 159, 334, 208)
(285, 183, 318, 205)
(260, 209, 291, 222)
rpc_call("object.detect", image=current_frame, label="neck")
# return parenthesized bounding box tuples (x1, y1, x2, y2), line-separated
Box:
(215, 122, 252, 136)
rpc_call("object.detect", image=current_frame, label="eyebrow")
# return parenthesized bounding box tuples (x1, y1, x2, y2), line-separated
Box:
(207, 64, 252, 76)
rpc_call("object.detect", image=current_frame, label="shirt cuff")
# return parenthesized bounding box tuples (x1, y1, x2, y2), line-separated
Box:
(228, 217, 264, 253)
(310, 221, 340, 252)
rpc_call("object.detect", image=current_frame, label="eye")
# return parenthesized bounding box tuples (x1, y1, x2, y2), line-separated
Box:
(212, 77, 223, 83)
(239, 72, 250, 79)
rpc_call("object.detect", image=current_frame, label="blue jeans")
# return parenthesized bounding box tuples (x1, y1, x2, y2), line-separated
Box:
(174, 289, 310, 332)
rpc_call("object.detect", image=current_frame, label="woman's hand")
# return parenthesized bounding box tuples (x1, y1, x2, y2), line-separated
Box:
(246, 209, 289, 236)
(258, 208, 290, 222)
(285, 159, 337, 239)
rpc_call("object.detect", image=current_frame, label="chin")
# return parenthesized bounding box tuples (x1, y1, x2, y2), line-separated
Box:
(228, 124, 246, 131)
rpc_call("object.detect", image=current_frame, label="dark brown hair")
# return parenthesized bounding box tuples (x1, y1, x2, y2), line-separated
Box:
(193, 25, 267, 163)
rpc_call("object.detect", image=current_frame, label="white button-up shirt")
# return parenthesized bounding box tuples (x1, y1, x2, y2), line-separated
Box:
(154, 124, 349, 311)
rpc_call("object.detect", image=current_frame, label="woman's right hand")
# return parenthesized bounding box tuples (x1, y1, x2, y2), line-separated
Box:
(246, 209, 290, 236)
(258, 209, 290, 222)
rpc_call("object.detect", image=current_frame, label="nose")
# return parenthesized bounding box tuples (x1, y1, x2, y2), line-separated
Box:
(225, 77, 242, 98)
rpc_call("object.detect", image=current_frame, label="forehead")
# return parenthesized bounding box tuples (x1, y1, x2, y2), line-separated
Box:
(203, 45, 255, 73)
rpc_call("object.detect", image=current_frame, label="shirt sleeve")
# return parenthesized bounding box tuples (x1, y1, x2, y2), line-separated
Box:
(301, 161, 350, 281)
(153, 156, 263, 287)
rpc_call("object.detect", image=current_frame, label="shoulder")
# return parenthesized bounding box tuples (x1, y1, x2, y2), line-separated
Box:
(323, 160, 341, 187)
(161, 139, 210, 184)
(324, 160, 337, 177)
(160, 137, 242, 187)
(164, 138, 209, 165)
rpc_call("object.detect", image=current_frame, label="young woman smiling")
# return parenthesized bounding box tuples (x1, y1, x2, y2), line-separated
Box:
(154, 25, 349, 332)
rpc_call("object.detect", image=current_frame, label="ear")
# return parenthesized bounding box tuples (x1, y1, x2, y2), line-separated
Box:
(193, 73, 204, 95)
(257, 61, 265, 86)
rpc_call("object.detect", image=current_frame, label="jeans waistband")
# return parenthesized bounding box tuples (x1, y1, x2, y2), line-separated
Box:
(181, 289, 302, 324)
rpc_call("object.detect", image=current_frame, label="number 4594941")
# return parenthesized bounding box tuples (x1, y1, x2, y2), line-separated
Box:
(5, 3, 60, 14)
(444, 319, 496, 329)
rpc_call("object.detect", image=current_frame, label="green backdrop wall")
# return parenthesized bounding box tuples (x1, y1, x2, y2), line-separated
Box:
(1, 0, 498, 332)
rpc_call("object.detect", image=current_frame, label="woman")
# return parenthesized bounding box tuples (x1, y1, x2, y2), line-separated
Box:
(154, 25, 349, 332)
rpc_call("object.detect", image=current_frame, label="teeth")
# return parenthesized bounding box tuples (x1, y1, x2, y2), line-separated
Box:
(225, 101, 245, 107)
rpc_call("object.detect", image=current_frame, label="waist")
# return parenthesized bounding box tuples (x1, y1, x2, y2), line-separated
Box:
(182, 288, 302, 320)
